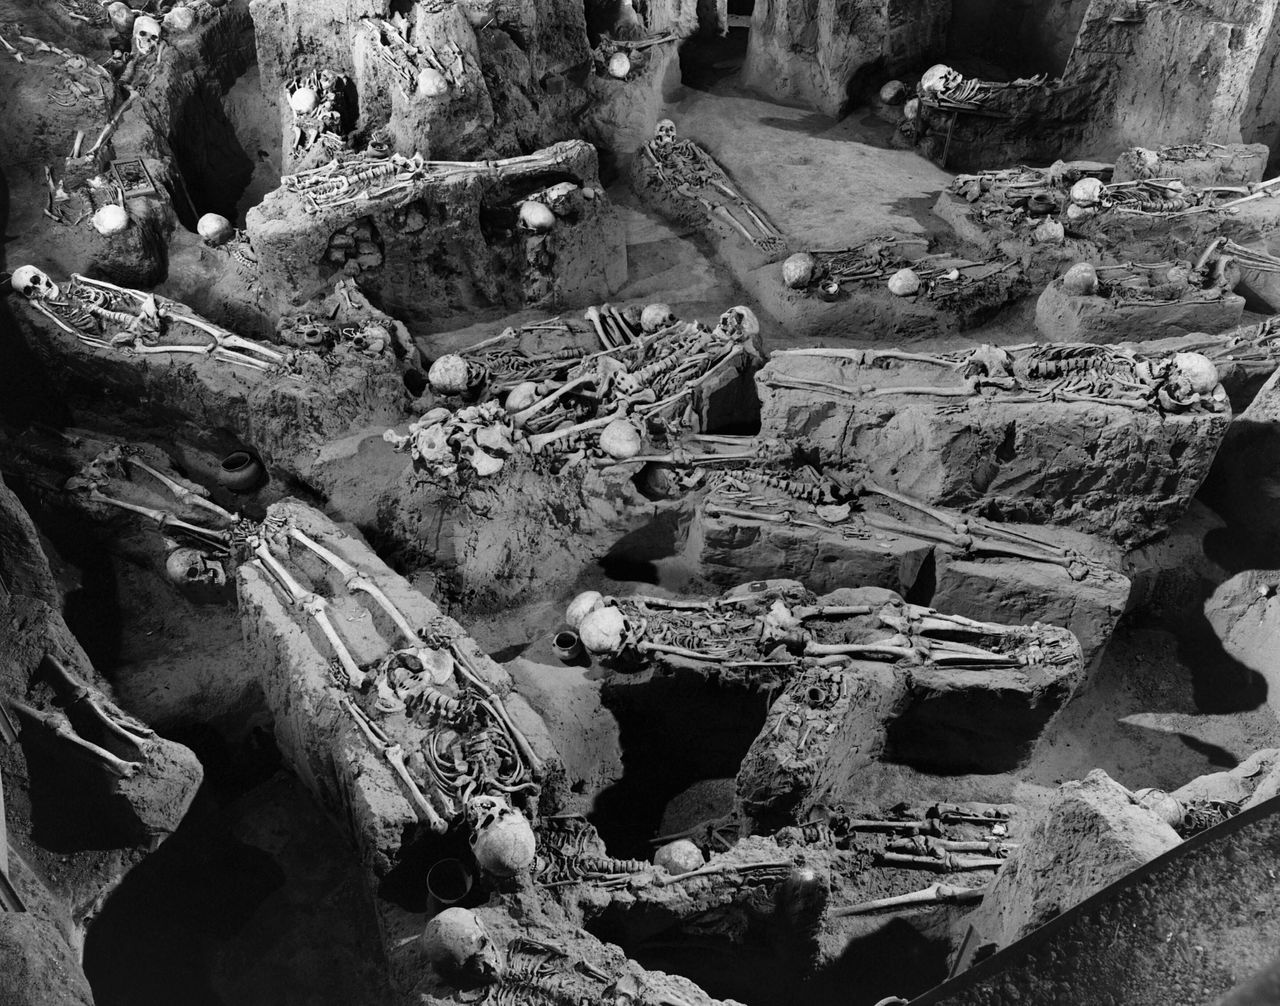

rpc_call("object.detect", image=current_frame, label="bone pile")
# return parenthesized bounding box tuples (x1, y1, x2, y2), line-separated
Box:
(384, 304, 762, 479)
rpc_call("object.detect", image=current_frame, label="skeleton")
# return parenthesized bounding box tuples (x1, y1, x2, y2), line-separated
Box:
(286, 69, 346, 153)
(363, 17, 463, 98)
(768, 341, 1229, 414)
(918, 64, 1054, 112)
(10, 267, 293, 374)
(642, 119, 785, 251)
(572, 582, 1075, 682)
(673, 439, 1108, 582)
(282, 145, 589, 214)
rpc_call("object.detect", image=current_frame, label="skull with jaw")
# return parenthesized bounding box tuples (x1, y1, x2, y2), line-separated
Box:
(165, 547, 228, 597)
(132, 15, 161, 56)
(465, 795, 536, 878)
(11, 265, 60, 301)
(1158, 352, 1220, 411)
(653, 119, 677, 157)
(919, 63, 960, 97)
(714, 305, 760, 344)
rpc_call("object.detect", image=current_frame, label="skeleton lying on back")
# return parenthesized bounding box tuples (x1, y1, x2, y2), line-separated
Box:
(10, 266, 293, 374)
(641, 118, 785, 251)
(566, 582, 1077, 680)
(767, 342, 1228, 413)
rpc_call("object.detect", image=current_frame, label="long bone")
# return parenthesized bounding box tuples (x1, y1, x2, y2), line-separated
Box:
(653, 858, 792, 887)
(342, 698, 448, 833)
(249, 540, 367, 689)
(509, 374, 597, 427)
(831, 883, 987, 917)
(8, 700, 143, 778)
(525, 404, 629, 454)
(286, 526, 426, 649)
(583, 305, 618, 349)
(40, 654, 154, 761)
(879, 851, 1006, 871)
(87, 489, 230, 550)
(125, 457, 237, 522)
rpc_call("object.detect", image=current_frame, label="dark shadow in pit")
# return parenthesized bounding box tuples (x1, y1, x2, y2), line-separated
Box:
(589, 669, 768, 860)
(599, 510, 682, 585)
(630, 916, 948, 1006)
(1170, 583, 1268, 716)
(680, 22, 749, 92)
(83, 792, 285, 1006)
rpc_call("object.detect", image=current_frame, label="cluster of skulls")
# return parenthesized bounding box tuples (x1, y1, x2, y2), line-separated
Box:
(383, 400, 515, 478)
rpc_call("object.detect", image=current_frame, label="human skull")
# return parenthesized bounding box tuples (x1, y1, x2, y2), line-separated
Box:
(418, 66, 449, 97)
(165, 547, 227, 590)
(1070, 177, 1104, 207)
(920, 63, 958, 97)
(518, 200, 556, 233)
(781, 252, 817, 290)
(654, 839, 703, 876)
(92, 204, 129, 236)
(566, 590, 604, 629)
(599, 418, 643, 460)
(107, 1, 136, 35)
(132, 15, 161, 56)
(879, 80, 906, 105)
(465, 795, 536, 877)
(608, 51, 631, 79)
(11, 265, 60, 301)
(504, 381, 540, 414)
(1061, 262, 1099, 297)
(421, 908, 503, 985)
(640, 302, 676, 333)
(887, 268, 920, 296)
(318, 69, 339, 92)
(653, 119, 677, 153)
(1161, 352, 1219, 409)
(579, 605, 630, 658)
(429, 355, 472, 395)
(715, 305, 760, 343)
(290, 86, 319, 115)
(196, 212, 234, 246)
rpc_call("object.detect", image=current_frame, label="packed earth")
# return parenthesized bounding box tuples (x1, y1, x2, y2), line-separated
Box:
(3, 1, 1280, 1004)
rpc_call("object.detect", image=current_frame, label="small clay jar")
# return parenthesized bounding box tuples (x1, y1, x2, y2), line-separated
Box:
(217, 450, 264, 493)
(1027, 192, 1056, 216)
(426, 858, 474, 918)
(818, 278, 842, 302)
(552, 630, 583, 662)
